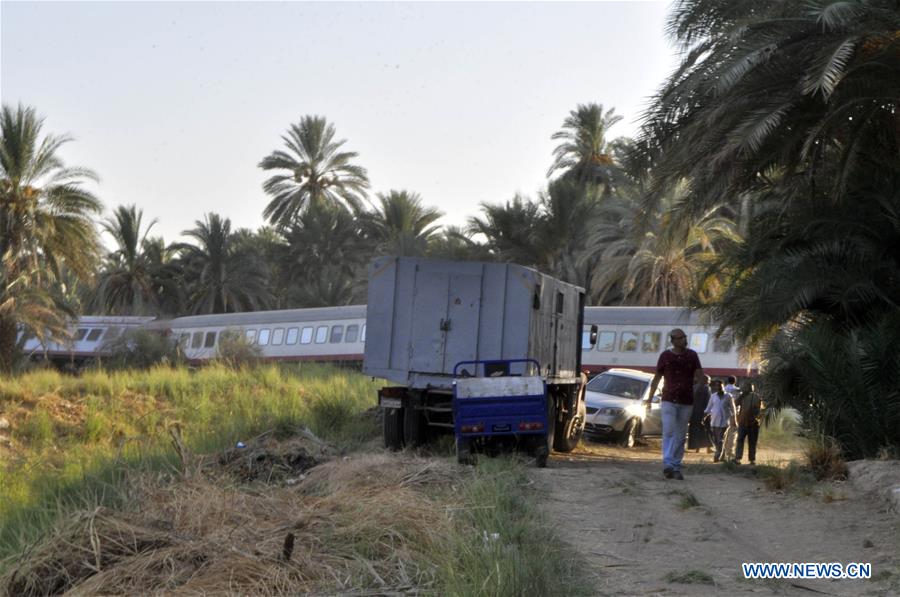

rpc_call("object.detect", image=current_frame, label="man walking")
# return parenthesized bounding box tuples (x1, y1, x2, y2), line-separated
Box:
(735, 383, 763, 465)
(723, 375, 741, 460)
(705, 379, 737, 463)
(647, 329, 705, 480)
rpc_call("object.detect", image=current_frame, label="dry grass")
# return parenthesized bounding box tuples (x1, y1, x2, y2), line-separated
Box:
(3, 452, 467, 596)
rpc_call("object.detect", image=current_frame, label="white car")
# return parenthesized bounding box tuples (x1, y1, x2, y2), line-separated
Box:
(583, 368, 663, 447)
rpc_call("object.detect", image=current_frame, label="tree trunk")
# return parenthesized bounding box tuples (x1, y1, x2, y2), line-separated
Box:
(0, 316, 18, 375)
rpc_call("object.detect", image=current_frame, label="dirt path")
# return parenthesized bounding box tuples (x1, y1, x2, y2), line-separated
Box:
(531, 440, 900, 596)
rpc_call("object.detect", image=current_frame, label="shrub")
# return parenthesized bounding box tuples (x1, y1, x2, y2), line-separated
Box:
(215, 331, 263, 368)
(101, 329, 181, 370)
(805, 435, 848, 481)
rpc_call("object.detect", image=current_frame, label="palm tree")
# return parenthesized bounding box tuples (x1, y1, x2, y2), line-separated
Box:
(427, 226, 492, 261)
(360, 190, 444, 257)
(548, 103, 627, 193)
(259, 116, 370, 228)
(468, 195, 550, 267)
(0, 104, 101, 373)
(177, 213, 272, 314)
(278, 202, 368, 307)
(591, 182, 740, 306)
(634, 0, 900, 214)
(91, 205, 182, 315)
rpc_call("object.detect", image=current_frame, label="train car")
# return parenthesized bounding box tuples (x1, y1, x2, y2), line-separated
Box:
(580, 307, 756, 378)
(19, 316, 158, 366)
(167, 305, 367, 363)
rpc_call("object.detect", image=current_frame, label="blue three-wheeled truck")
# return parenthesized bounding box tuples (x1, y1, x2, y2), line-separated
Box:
(364, 257, 597, 466)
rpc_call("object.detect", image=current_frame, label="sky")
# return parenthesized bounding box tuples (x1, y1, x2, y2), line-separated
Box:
(1, 1, 679, 246)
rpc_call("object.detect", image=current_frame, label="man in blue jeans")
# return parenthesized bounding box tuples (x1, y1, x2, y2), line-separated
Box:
(646, 329, 705, 480)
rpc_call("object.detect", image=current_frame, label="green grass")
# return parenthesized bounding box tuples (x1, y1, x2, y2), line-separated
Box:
(0, 363, 380, 565)
(436, 456, 593, 596)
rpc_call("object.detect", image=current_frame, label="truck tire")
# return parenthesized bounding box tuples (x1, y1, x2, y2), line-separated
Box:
(553, 397, 586, 453)
(383, 407, 404, 450)
(456, 437, 475, 465)
(403, 404, 427, 448)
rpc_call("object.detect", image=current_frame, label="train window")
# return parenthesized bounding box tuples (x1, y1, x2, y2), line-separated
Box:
(191, 332, 203, 349)
(581, 329, 593, 351)
(286, 327, 299, 345)
(345, 324, 359, 343)
(596, 331, 616, 352)
(330, 325, 344, 343)
(300, 327, 313, 344)
(258, 329, 271, 346)
(86, 329, 104, 342)
(641, 332, 661, 353)
(204, 331, 217, 348)
(713, 333, 733, 353)
(272, 328, 284, 345)
(74, 328, 88, 341)
(245, 329, 256, 343)
(619, 332, 639, 352)
(315, 326, 328, 344)
(690, 332, 709, 353)
(361, 324, 366, 342)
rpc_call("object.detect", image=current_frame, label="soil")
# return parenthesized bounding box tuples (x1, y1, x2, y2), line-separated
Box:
(532, 439, 900, 596)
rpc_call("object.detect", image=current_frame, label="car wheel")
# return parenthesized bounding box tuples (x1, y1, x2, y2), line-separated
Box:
(619, 418, 640, 448)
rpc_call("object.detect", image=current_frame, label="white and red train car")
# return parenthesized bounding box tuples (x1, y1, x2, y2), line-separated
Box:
(21, 305, 756, 376)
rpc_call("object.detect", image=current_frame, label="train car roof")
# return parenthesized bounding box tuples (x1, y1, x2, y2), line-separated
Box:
(71, 316, 158, 326)
(584, 306, 714, 326)
(166, 305, 367, 328)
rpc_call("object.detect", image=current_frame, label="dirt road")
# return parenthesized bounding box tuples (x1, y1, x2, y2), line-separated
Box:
(532, 440, 900, 596)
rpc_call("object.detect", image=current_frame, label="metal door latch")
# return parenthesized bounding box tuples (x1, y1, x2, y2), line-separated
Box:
(440, 318, 452, 331)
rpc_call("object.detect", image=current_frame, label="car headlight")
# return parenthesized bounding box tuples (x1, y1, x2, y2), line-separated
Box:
(598, 407, 625, 416)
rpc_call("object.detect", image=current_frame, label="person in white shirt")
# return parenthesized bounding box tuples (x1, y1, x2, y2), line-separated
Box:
(704, 379, 737, 463)
(722, 375, 741, 460)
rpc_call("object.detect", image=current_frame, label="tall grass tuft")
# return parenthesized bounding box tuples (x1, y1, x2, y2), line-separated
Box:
(437, 457, 592, 596)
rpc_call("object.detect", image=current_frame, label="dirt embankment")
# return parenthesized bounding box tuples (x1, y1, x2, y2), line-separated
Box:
(533, 440, 900, 596)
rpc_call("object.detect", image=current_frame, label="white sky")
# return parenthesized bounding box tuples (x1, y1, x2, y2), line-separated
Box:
(1, 1, 678, 245)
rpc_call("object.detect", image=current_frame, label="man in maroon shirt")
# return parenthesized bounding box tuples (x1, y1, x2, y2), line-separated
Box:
(646, 328, 704, 480)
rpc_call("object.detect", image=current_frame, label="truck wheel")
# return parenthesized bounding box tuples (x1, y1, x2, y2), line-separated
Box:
(534, 439, 549, 468)
(403, 405, 427, 448)
(456, 437, 475, 465)
(383, 408, 404, 450)
(619, 418, 640, 448)
(553, 398, 586, 453)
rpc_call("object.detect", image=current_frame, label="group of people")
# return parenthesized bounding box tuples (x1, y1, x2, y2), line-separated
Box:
(689, 375, 762, 465)
(646, 328, 763, 480)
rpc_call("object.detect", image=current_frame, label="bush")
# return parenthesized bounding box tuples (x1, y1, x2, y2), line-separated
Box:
(101, 329, 181, 370)
(805, 435, 848, 481)
(214, 331, 263, 368)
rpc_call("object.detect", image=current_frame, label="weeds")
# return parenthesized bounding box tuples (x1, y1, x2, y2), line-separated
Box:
(805, 435, 848, 481)
(665, 569, 714, 584)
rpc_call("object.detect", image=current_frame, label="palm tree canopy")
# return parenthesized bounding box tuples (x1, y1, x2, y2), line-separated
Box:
(0, 103, 101, 372)
(634, 0, 900, 213)
(548, 103, 626, 190)
(259, 116, 370, 228)
(361, 190, 444, 257)
(178, 213, 272, 314)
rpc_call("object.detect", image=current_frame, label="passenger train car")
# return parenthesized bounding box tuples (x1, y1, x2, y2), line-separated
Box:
(20, 305, 756, 376)
(581, 307, 755, 377)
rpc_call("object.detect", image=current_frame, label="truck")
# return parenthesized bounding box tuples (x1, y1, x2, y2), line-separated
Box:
(364, 257, 597, 465)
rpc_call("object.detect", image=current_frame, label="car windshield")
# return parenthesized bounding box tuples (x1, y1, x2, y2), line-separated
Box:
(586, 374, 648, 400)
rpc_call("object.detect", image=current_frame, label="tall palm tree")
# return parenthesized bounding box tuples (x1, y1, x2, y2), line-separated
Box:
(548, 103, 627, 193)
(360, 190, 444, 257)
(91, 204, 181, 315)
(178, 213, 272, 314)
(259, 116, 370, 228)
(0, 104, 101, 372)
(427, 226, 492, 261)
